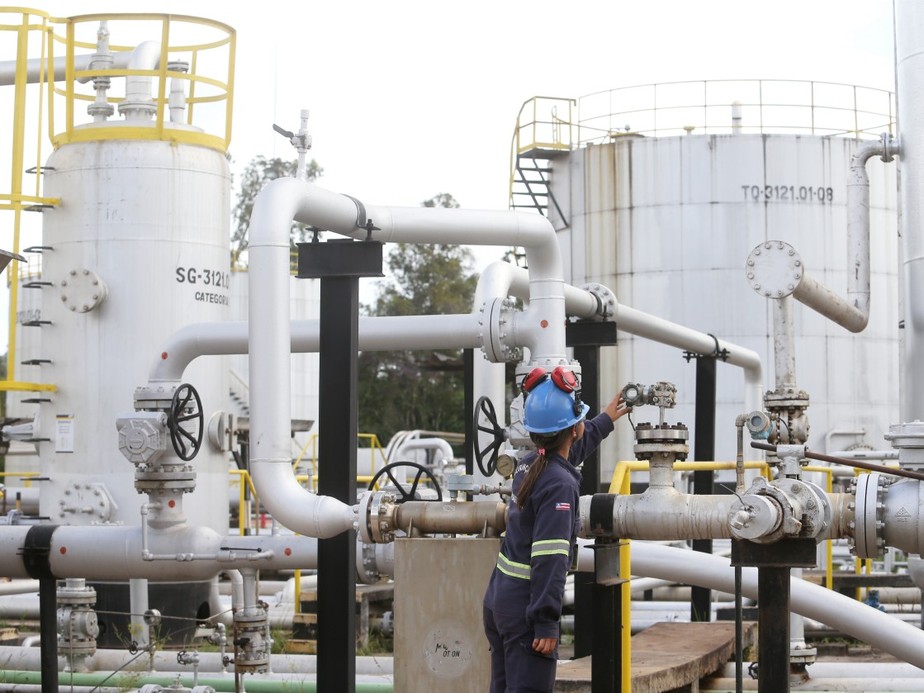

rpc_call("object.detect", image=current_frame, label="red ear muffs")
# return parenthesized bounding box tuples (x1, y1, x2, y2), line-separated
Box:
(521, 367, 549, 394)
(550, 366, 579, 393)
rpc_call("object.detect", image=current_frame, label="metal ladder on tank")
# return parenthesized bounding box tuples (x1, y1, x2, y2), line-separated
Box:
(508, 96, 576, 214)
(507, 97, 575, 264)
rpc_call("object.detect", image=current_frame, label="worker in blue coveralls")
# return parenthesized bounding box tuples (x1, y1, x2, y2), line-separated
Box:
(483, 366, 631, 693)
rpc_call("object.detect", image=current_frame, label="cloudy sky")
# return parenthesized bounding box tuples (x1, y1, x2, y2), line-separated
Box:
(35, 0, 895, 218)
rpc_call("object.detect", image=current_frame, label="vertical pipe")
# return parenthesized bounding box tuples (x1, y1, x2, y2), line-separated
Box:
(317, 273, 358, 693)
(38, 578, 56, 693)
(773, 297, 797, 389)
(692, 355, 717, 622)
(896, 0, 924, 420)
(129, 578, 149, 650)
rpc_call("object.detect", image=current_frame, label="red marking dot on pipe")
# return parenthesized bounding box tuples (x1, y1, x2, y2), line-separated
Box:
(168, 500, 176, 508)
(284, 548, 292, 557)
(59, 547, 67, 555)
(161, 352, 168, 360)
(540, 319, 549, 329)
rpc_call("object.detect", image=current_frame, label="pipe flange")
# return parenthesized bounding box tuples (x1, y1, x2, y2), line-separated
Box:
(134, 469, 197, 493)
(851, 472, 888, 559)
(360, 490, 398, 544)
(579, 282, 617, 320)
(59, 268, 108, 313)
(746, 241, 804, 299)
(764, 389, 811, 410)
(356, 540, 381, 584)
(728, 476, 802, 543)
(134, 383, 179, 411)
(483, 297, 522, 363)
(633, 423, 689, 460)
(57, 582, 97, 606)
(634, 423, 689, 442)
(775, 477, 831, 539)
(729, 493, 782, 540)
(633, 443, 690, 461)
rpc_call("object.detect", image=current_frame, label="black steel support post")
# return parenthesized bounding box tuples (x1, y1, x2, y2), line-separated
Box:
(298, 239, 383, 693)
(691, 355, 717, 622)
(590, 539, 623, 693)
(464, 348, 474, 477)
(39, 577, 57, 693)
(732, 538, 816, 693)
(567, 321, 617, 662)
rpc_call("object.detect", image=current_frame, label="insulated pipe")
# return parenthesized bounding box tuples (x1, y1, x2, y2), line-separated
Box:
(773, 296, 797, 389)
(0, 646, 394, 676)
(0, 525, 320, 580)
(0, 671, 395, 692)
(497, 264, 763, 410)
(607, 303, 763, 412)
(392, 500, 506, 536)
(248, 179, 361, 539)
(0, 580, 38, 596)
(248, 178, 566, 538)
(129, 578, 149, 650)
(581, 490, 737, 541)
(149, 316, 483, 382)
(119, 40, 161, 119)
(328, 200, 568, 362)
(581, 490, 853, 547)
(391, 438, 455, 463)
(0, 52, 134, 87)
(606, 542, 924, 670)
(787, 137, 894, 333)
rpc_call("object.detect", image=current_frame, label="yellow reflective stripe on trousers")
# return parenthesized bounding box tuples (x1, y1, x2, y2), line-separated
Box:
(531, 538, 571, 558)
(496, 552, 530, 580)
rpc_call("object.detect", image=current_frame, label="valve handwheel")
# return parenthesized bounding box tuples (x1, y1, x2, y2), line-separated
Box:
(474, 396, 506, 477)
(367, 462, 443, 502)
(167, 383, 203, 461)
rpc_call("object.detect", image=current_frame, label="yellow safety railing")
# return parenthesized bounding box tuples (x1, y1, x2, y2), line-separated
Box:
(229, 434, 389, 534)
(608, 459, 772, 691)
(0, 470, 39, 504)
(607, 457, 882, 689)
(507, 95, 576, 209)
(0, 10, 234, 395)
(294, 433, 389, 491)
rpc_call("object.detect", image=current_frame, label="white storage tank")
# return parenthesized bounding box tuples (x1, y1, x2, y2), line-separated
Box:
(38, 136, 231, 530)
(521, 82, 899, 479)
(0, 13, 237, 534)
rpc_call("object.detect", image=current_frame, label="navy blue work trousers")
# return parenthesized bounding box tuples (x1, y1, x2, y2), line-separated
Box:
(483, 604, 557, 692)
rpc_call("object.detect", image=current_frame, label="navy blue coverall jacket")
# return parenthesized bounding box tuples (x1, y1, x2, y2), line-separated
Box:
(483, 413, 614, 690)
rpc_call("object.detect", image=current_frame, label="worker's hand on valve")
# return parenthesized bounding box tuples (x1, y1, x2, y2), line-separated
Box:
(603, 393, 632, 422)
(532, 636, 557, 655)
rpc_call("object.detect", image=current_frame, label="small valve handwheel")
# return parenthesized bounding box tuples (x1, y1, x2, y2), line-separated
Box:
(474, 396, 506, 477)
(367, 462, 443, 502)
(167, 383, 203, 461)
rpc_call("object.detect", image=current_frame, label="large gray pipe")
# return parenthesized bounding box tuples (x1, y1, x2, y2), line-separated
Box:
(613, 542, 924, 670)
(896, 0, 924, 420)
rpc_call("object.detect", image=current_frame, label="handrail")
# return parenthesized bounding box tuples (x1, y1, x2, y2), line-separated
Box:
(294, 432, 388, 490)
(509, 79, 895, 212)
(606, 456, 811, 688)
(0, 10, 235, 397)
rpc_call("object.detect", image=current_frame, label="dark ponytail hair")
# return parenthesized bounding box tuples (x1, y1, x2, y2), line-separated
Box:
(516, 427, 574, 509)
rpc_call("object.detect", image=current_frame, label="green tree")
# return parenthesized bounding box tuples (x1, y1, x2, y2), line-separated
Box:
(231, 155, 323, 266)
(357, 193, 477, 447)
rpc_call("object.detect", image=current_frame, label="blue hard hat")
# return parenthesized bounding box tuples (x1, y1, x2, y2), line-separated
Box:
(523, 377, 589, 434)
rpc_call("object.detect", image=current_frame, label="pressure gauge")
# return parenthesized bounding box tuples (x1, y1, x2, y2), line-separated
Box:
(495, 453, 517, 478)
